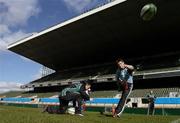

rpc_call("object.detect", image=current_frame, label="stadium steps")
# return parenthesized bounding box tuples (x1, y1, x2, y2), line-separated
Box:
(1, 88, 179, 98)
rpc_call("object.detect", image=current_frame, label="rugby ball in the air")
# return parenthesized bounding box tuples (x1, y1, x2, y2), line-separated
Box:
(140, 3, 157, 21)
(67, 107, 75, 115)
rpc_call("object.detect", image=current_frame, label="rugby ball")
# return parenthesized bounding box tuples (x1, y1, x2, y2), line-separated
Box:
(140, 3, 157, 21)
(67, 107, 75, 115)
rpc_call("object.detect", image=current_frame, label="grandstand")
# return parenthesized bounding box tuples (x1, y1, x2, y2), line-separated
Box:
(2, 0, 180, 115)
(130, 88, 180, 98)
(1, 87, 179, 98)
(6, 0, 180, 99)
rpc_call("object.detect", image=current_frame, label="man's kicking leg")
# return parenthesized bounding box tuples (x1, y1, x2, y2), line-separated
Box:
(114, 84, 133, 117)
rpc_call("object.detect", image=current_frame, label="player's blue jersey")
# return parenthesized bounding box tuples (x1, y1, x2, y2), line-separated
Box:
(116, 68, 133, 84)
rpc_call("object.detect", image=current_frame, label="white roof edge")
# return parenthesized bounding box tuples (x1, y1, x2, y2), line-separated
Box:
(7, 0, 126, 49)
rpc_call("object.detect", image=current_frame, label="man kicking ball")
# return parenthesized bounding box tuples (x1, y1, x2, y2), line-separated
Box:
(113, 58, 134, 118)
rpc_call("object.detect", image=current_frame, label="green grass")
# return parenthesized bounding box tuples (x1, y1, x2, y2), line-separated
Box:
(0, 105, 179, 123)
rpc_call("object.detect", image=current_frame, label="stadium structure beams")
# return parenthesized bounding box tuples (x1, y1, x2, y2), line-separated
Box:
(21, 67, 180, 89)
(8, 0, 180, 71)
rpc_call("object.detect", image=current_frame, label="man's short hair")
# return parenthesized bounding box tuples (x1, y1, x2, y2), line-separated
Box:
(80, 79, 93, 85)
(116, 58, 124, 64)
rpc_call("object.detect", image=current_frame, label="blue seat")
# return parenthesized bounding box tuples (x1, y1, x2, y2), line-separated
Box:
(155, 98, 180, 104)
(39, 98, 59, 103)
(2, 98, 32, 102)
(86, 98, 119, 104)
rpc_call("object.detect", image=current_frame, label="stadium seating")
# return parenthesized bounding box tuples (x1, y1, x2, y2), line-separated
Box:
(90, 88, 180, 98)
(2, 98, 32, 103)
(1, 88, 179, 99)
(1, 96, 180, 109)
(90, 91, 119, 98)
(2, 97, 180, 105)
(130, 88, 180, 97)
(155, 98, 180, 104)
(0, 91, 59, 98)
(135, 54, 180, 71)
(86, 98, 119, 104)
(30, 64, 116, 84)
(39, 98, 59, 103)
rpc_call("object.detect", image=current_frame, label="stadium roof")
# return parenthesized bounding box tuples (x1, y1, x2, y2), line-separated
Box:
(8, 0, 180, 71)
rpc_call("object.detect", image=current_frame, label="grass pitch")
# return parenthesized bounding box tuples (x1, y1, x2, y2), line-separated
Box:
(0, 105, 179, 123)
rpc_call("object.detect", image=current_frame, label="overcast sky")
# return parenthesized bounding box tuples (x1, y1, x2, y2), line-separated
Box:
(0, 0, 109, 93)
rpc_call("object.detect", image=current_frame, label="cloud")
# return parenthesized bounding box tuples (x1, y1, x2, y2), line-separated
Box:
(0, 82, 23, 93)
(0, 0, 40, 27)
(0, 24, 10, 35)
(0, 30, 31, 51)
(62, 0, 92, 13)
(0, 0, 40, 52)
